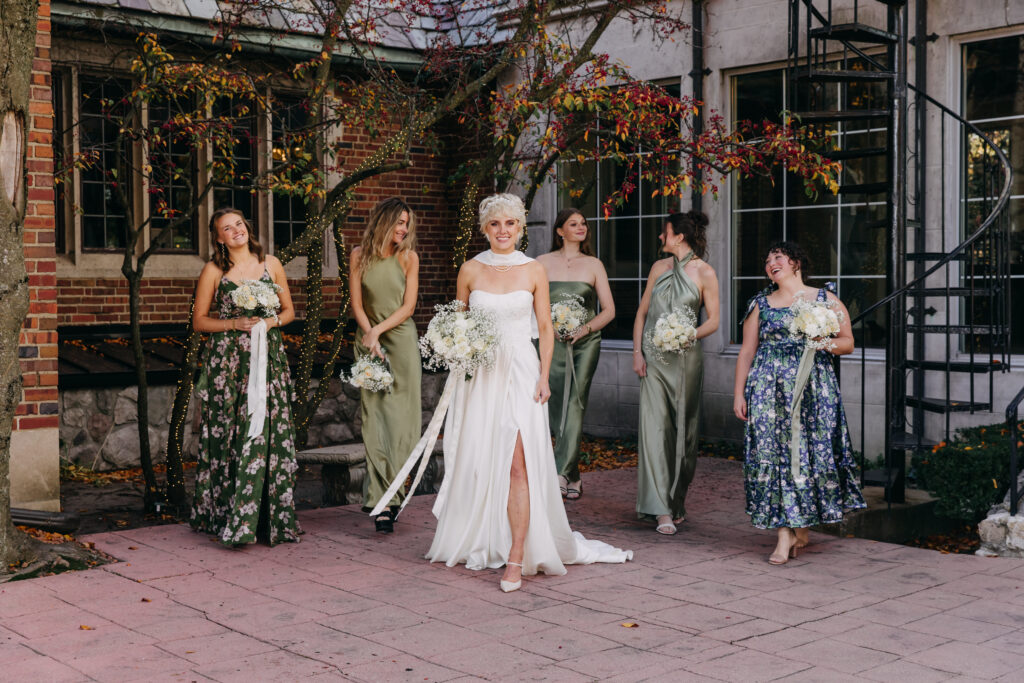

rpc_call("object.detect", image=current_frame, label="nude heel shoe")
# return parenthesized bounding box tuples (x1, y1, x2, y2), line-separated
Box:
(500, 561, 523, 593)
(768, 528, 799, 565)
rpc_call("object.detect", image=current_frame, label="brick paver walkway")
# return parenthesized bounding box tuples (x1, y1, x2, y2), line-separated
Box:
(2, 459, 1024, 682)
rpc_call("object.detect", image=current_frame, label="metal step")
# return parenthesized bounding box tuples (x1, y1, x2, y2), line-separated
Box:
(809, 23, 899, 44)
(826, 146, 887, 161)
(839, 181, 888, 195)
(906, 286, 998, 297)
(798, 68, 897, 83)
(905, 358, 1004, 373)
(794, 110, 889, 124)
(907, 324, 1003, 335)
(905, 251, 971, 262)
(905, 396, 992, 413)
(889, 431, 937, 450)
(863, 467, 900, 487)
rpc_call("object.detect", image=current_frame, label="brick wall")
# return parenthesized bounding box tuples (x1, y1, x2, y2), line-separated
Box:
(17, 0, 59, 431)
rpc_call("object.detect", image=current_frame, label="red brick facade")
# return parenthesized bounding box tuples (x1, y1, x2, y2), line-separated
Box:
(17, 0, 59, 431)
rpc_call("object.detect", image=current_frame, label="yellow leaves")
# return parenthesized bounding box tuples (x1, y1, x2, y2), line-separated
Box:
(621, 622, 639, 628)
(79, 625, 94, 631)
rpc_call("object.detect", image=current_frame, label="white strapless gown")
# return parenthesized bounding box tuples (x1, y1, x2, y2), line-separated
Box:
(426, 289, 633, 575)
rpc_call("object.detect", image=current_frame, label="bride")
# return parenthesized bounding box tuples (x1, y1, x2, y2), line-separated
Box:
(427, 193, 632, 592)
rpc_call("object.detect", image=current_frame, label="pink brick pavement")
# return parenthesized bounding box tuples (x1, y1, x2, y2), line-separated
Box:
(2, 459, 1024, 682)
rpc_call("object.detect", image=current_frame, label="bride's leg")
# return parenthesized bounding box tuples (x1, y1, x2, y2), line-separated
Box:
(503, 431, 529, 584)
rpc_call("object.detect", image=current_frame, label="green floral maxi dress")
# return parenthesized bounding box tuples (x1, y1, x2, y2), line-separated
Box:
(636, 253, 704, 521)
(189, 271, 301, 546)
(357, 256, 421, 511)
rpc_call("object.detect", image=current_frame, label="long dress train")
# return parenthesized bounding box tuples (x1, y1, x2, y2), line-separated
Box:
(742, 286, 866, 528)
(548, 281, 601, 484)
(356, 255, 421, 510)
(190, 270, 301, 546)
(636, 252, 704, 521)
(426, 286, 632, 575)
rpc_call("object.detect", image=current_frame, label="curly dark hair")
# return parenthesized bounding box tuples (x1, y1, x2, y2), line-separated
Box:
(666, 210, 710, 259)
(765, 240, 811, 277)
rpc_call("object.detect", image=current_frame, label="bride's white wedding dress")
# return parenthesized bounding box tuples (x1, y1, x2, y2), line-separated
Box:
(426, 286, 633, 575)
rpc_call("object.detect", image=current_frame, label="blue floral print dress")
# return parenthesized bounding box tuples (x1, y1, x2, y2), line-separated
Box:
(189, 269, 301, 546)
(742, 285, 865, 529)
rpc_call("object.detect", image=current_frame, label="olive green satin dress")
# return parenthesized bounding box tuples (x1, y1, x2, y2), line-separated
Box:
(548, 281, 601, 483)
(636, 252, 703, 520)
(356, 256, 421, 510)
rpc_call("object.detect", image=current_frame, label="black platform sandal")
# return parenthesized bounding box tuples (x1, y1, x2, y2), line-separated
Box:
(375, 509, 394, 534)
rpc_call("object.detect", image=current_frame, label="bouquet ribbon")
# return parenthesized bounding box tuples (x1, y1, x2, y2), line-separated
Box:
(558, 339, 578, 436)
(789, 345, 816, 485)
(370, 373, 458, 518)
(246, 320, 269, 442)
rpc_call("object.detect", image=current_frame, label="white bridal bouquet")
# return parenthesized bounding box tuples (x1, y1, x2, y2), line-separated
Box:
(230, 279, 281, 317)
(550, 294, 588, 341)
(419, 300, 499, 375)
(347, 354, 394, 393)
(645, 307, 698, 362)
(787, 295, 843, 351)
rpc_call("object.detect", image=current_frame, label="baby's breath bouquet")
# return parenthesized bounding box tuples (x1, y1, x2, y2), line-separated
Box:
(787, 295, 843, 351)
(419, 300, 498, 376)
(229, 279, 281, 317)
(347, 354, 394, 393)
(645, 307, 698, 362)
(550, 294, 588, 341)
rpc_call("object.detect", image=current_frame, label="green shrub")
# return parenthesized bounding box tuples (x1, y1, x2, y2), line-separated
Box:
(911, 421, 1023, 521)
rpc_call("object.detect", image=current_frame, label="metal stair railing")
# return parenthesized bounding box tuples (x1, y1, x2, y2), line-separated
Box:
(1008, 385, 1024, 516)
(787, 0, 1013, 504)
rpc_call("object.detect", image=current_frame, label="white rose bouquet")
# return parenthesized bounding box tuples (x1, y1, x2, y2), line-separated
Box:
(550, 294, 588, 341)
(229, 279, 281, 317)
(419, 300, 498, 376)
(347, 354, 394, 393)
(645, 307, 698, 363)
(787, 295, 843, 351)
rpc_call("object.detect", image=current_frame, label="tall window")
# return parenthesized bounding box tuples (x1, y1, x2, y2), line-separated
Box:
(963, 35, 1024, 353)
(729, 67, 888, 345)
(213, 95, 259, 220)
(271, 96, 311, 251)
(79, 76, 130, 250)
(557, 83, 681, 341)
(53, 70, 67, 254)
(148, 97, 198, 252)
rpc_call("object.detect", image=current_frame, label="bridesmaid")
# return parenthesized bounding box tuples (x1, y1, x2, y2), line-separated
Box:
(537, 208, 615, 500)
(733, 241, 865, 564)
(633, 211, 720, 535)
(190, 208, 300, 546)
(349, 197, 421, 534)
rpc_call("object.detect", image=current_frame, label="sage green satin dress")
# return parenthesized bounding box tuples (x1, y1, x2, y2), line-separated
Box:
(548, 281, 601, 483)
(356, 256, 421, 511)
(636, 252, 703, 521)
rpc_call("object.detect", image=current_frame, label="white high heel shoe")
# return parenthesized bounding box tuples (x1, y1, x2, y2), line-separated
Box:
(500, 561, 523, 593)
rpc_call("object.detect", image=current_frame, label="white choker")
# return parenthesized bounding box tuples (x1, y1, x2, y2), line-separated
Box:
(473, 249, 533, 267)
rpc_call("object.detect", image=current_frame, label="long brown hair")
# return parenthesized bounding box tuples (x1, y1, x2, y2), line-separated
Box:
(666, 210, 709, 259)
(357, 197, 416, 272)
(549, 207, 593, 256)
(209, 207, 264, 272)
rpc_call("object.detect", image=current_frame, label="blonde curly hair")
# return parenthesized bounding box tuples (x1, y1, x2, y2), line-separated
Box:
(478, 193, 527, 246)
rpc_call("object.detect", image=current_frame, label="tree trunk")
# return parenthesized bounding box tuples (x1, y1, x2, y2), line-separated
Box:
(164, 295, 201, 511)
(125, 270, 160, 509)
(0, 0, 38, 568)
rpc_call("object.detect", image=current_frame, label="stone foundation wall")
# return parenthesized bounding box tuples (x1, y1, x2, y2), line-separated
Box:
(59, 372, 448, 471)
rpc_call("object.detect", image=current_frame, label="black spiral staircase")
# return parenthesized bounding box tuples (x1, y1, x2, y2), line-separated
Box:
(787, 0, 1013, 503)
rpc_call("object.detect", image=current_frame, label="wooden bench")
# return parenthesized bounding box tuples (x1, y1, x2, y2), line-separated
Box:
(296, 440, 445, 506)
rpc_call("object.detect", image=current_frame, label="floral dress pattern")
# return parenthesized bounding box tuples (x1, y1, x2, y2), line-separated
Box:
(743, 285, 866, 529)
(189, 270, 301, 546)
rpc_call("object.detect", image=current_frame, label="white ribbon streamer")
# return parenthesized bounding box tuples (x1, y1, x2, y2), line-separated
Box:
(246, 320, 268, 442)
(370, 373, 459, 518)
(789, 345, 816, 485)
